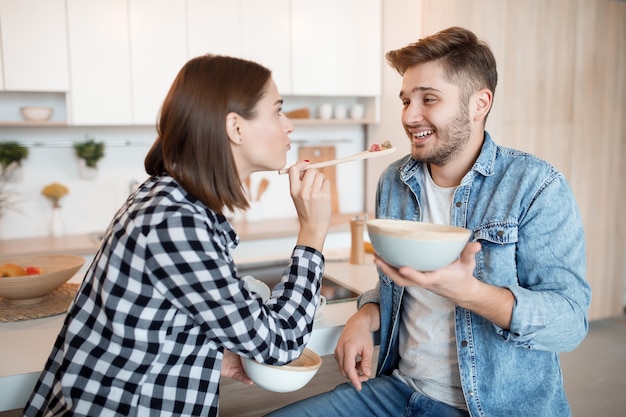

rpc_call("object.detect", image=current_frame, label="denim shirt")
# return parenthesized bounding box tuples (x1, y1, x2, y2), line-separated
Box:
(359, 133, 591, 417)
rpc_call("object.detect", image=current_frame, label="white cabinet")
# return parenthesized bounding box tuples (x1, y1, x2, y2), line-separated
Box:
(291, 0, 381, 96)
(0, 0, 69, 92)
(66, 0, 132, 125)
(240, 0, 291, 94)
(187, 0, 241, 58)
(187, 0, 291, 93)
(129, 0, 188, 125)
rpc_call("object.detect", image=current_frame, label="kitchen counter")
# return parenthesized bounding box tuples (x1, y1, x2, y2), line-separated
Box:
(0, 213, 368, 258)
(0, 250, 379, 412)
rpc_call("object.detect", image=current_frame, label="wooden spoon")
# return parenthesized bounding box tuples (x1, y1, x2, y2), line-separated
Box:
(278, 147, 397, 175)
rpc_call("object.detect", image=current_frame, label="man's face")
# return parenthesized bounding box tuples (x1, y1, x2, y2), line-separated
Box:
(399, 61, 471, 166)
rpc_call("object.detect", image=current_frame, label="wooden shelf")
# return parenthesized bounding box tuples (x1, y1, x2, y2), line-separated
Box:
(0, 121, 67, 127)
(291, 118, 375, 125)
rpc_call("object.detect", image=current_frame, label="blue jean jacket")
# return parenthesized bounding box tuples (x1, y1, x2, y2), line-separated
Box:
(359, 133, 591, 416)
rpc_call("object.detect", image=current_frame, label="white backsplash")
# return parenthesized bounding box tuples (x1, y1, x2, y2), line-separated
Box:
(0, 124, 365, 240)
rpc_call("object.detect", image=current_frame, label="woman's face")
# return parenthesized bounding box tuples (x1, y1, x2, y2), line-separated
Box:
(235, 78, 293, 176)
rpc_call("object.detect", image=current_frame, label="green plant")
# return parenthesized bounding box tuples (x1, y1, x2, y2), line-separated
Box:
(0, 141, 29, 169)
(74, 137, 105, 168)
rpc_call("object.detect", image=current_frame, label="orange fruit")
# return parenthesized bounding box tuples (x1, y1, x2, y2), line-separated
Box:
(0, 263, 27, 277)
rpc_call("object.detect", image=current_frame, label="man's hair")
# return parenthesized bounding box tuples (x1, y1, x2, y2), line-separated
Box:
(386, 26, 497, 102)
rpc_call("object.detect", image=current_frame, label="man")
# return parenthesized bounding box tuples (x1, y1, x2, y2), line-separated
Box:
(266, 26, 591, 417)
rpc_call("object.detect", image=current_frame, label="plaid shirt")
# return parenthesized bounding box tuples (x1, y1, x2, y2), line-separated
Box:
(23, 175, 324, 417)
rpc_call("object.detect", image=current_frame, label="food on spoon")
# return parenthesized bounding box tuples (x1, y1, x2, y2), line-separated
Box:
(0, 263, 28, 277)
(369, 140, 393, 152)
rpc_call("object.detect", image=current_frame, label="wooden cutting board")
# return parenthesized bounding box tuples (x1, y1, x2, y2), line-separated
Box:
(298, 145, 339, 214)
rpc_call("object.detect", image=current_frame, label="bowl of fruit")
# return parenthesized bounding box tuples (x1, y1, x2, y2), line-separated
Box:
(0, 254, 85, 305)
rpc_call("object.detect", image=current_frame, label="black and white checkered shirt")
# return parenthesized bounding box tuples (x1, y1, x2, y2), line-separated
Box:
(23, 175, 324, 417)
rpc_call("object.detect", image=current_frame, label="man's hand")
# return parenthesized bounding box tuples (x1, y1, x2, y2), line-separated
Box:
(374, 242, 514, 329)
(221, 349, 253, 386)
(334, 303, 380, 391)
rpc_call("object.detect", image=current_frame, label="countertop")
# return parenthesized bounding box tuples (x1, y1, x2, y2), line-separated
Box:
(0, 244, 379, 411)
(0, 213, 368, 258)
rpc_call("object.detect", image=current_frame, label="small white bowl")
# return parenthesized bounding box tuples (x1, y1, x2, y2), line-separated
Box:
(242, 348, 322, 393)
(20, 106, 53, 122)
(366, 219, 471, 271)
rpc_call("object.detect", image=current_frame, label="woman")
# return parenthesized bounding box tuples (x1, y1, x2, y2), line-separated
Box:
(23, 55, 332, 417)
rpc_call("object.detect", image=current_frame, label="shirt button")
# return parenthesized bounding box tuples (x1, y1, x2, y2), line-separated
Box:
(461, 340, 468, 347)
(455, 201, 462, 207)
(468, 391, 475, 397)
(497, 230, 504, 237)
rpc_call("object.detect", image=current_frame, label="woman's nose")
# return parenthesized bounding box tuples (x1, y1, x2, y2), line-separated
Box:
(283, 115, 294, 133)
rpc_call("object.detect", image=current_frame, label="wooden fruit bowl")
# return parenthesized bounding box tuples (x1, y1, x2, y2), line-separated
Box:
(0, 254, 85, 305)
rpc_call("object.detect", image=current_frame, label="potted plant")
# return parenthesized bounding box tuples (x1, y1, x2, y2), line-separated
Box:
(0, 141, 29, 182)
(74, 137, 105, 179)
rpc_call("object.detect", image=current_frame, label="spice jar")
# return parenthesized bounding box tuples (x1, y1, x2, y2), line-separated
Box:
(350, 214, 367, 264)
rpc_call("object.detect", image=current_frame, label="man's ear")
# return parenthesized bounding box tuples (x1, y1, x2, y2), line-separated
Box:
(473, 88, 493, 122)
(225, 112, 243, 145)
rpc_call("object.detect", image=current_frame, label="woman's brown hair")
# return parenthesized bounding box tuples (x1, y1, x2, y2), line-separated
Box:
(145, 55, 271, 213)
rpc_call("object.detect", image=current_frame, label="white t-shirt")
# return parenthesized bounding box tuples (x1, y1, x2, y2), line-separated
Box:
(393, 163, 466, 409)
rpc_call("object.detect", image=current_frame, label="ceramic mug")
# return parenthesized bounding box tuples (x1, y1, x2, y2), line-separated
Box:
(241, 275, 326, 318)
(242, 275, 271, 303)
(350, 103, 365, 120)
(334, 104, 347, 120)
(318, 103, 333, 120)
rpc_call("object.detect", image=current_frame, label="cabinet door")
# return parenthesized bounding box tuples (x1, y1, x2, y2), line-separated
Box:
(129, 0, 187, 125)
(0, 0, 69, 91)
(187, 0, 241, 58)
(291, 0, 381, 96)
(240, 0, 291, 94)
(66, 0, 132, 125)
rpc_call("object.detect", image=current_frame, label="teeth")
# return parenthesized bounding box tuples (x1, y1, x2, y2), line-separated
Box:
(413, 130, 433, 138)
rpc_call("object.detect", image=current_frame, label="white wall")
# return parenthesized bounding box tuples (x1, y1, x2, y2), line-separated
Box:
(0, 123, 365, 240)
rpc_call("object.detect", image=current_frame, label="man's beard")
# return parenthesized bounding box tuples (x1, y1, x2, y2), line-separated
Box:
(410, 105, 471, 166)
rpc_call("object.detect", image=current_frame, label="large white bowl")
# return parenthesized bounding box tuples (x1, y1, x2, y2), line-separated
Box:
(366, 219, 471, 271)
(20, 106, 53, 122)
(0, 254, 85, 305)
(242, 348, 322, 393)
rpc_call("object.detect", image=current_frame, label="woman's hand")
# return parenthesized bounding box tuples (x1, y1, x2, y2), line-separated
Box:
(287, 161, 332, 251)
(221, 349, 253, 386)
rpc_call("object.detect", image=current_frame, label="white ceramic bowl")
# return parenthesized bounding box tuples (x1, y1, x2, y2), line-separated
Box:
(0, 254, 85, 305)
(242, 348, 322, 393)
(366, 219, 471, 271)
(20, 106, 53, 122)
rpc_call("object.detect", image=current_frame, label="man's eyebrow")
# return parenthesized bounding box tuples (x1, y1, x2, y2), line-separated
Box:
(399, 87, 441, 97)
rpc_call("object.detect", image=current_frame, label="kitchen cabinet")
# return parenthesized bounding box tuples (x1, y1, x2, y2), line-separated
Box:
(187, 0, 241, 57)
(129, 0, 188, 125)
(187, 0, 291, 93)
(291, 0, 382, 96)
(0, 0, 69, 92)
(240, 0, 291, 94)
(66, 0, 132, 125)
(1, 0, 382, 125)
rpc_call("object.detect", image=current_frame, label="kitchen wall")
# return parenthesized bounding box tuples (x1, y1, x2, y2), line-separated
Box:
(0, 123, 366, 240)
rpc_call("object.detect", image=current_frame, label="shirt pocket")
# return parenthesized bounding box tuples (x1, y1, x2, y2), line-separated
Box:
(473, 222, 518, 245)
(472, 222, 519, 285)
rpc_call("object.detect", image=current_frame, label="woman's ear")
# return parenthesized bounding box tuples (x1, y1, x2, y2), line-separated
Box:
(225, 112, 243, 145)
(472, 88, 493, 122)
